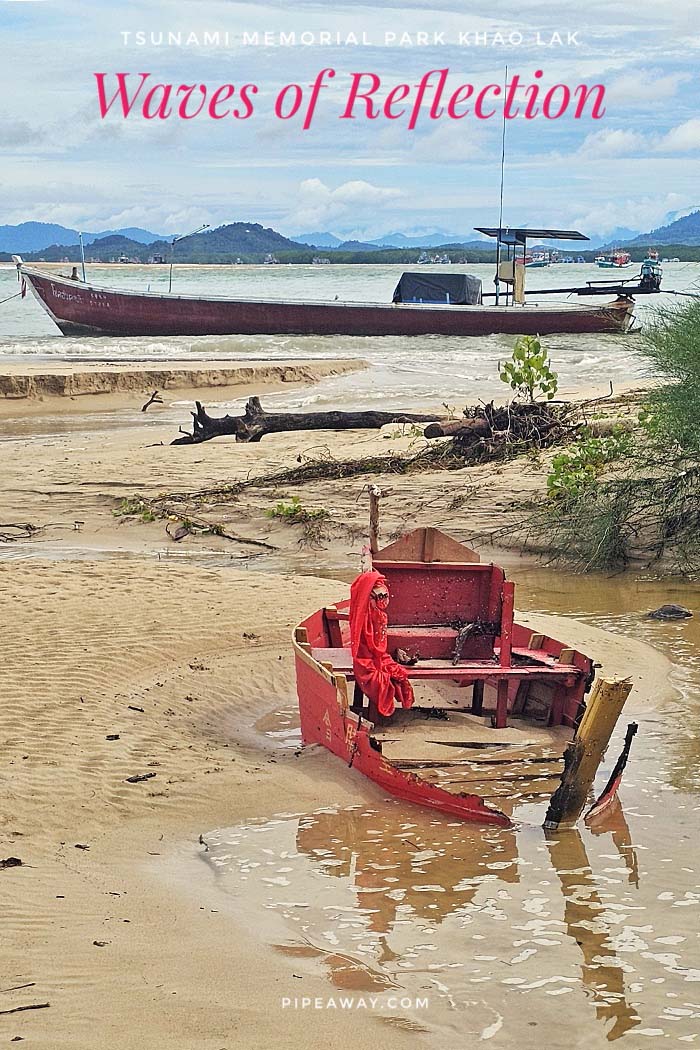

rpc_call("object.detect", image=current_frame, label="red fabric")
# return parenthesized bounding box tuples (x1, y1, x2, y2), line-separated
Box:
(349, 570, 414, 717)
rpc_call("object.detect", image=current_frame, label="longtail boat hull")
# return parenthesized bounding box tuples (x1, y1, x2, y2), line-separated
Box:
(294, 527, 630, 828)
(19, 266, 634, 337)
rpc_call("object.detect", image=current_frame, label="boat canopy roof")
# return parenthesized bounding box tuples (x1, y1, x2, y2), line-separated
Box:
(475, 227, 589, 245)
(392, 272, 482, 306)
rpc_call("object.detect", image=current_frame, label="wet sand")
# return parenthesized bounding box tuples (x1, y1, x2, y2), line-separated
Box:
(0, 357, 365, 414)
(2, 365, 697, 1048)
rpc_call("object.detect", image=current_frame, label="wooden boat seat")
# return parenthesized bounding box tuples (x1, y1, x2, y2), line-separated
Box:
(310, 644, 583, 730)
(310, 645, 581, 681)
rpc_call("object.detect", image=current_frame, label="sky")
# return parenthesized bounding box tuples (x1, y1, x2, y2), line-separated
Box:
(1, 0, 699, 241)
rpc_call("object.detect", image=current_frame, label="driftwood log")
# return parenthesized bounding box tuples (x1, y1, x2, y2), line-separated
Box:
(172, 396, 436, 445)
(424, 418, 491, 439)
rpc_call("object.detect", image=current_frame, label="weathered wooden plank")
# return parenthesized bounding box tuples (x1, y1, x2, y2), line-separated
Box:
(418, 761, 564, 784)
(544, 677, 632, 830)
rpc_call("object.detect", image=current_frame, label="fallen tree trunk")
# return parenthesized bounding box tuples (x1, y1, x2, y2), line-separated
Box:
(172, 396, 436, 445)
(424, 418, 491, 439)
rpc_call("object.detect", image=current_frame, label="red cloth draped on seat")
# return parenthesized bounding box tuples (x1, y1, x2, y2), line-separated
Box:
(349, 570, 414, 718)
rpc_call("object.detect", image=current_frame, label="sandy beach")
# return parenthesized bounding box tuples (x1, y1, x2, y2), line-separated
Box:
(1, 360, 690, 1049)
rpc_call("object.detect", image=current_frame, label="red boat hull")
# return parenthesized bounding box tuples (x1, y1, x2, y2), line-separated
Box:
(295, 646, 512, 826)
(21, 267, 633, 337)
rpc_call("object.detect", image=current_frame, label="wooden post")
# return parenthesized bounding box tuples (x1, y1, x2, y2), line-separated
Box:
(494, 679, 510, 729)
(544, 676, 632, 830)
(368, 484, 383, 555)
(499, 581, 515, 667)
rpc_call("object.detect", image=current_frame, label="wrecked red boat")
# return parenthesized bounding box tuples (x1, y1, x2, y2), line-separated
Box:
(294, 528, 631, 827)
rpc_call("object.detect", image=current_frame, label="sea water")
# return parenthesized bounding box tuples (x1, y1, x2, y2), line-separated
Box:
(1, 261, 698, 411)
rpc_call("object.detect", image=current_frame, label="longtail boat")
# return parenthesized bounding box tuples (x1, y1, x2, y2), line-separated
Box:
(14, 260, 634, 337)
(294, 527, 633, 827)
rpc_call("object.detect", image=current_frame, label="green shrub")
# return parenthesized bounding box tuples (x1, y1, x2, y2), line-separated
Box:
(499, 335, 558, 403)
(547, 431, 632, 501)
(265, 496, 330, 546)
(265, 496, 327, 523)
(113, 497, 156, 523)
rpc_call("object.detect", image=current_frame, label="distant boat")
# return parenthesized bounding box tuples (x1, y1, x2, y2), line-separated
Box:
(525, 251, 549, 268)
(596, 249, 632, 269)
(640, 249, 663, 290)
(418, 251, 452, 264)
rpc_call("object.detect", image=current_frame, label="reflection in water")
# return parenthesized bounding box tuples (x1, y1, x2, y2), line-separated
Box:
(205, 797, 699, 1045)
(546, 818, 639, 1041)
(587, 796, 639, 890)
(295, 807, 519, 937)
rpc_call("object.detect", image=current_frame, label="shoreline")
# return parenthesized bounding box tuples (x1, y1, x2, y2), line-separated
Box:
(0, 357, 365, 414)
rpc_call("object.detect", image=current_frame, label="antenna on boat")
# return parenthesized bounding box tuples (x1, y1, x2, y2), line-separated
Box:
(78, 232, 86, 282)
(168, 223, 210, 294)
(494, 64, 508, 307)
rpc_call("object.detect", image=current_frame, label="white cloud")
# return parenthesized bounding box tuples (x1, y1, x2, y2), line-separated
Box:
(578, 127, 647, 158)
(572, 193, 690, 238)
(409, 122, 490, 163)
(656, 117, 700, 152)
(284, 177, 404, 230)
(605, 71, 692, 106)
(577, 117, 700, 161)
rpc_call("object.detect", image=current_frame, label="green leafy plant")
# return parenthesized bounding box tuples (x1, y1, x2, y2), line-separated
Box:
(547, 430, 632, 501)
(266, 495, 325, 522)
(499, 335, 558, 402)
(383, 422, 425, 440)
(113, 497, 156, 523)
(265, 496, 330, 546)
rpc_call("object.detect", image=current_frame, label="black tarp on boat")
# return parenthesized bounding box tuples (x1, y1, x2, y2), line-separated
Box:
(392, 272, 482, 305)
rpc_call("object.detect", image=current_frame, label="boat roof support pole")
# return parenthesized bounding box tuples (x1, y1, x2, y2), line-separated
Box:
(78, 232, 86, 283)
(494, 64, 508, 307)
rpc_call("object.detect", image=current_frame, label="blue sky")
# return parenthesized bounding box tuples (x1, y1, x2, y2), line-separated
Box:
(1, 0, 699, 240)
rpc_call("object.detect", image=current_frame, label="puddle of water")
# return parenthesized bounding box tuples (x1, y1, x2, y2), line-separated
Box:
(254, 706, 303, 750)
(202, 798, 699, 1046)
(0, 540, 264, 566)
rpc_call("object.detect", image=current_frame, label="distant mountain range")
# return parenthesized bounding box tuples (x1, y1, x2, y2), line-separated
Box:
(627, 209, 700, 246)
(295, 229, 477, 250)
(0, 221, 169, 253)
(293, 232, 343, 248)
(6, 209, 700, 265)
(16, 223, 313, 263)
(300, 211, 700, 251)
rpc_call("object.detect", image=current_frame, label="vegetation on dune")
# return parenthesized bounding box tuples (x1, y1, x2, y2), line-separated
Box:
(265, 495, 331, 547)
(536, 299, 700, 572)
(498, 334, 559, 403)
(116, 312, 700, 575)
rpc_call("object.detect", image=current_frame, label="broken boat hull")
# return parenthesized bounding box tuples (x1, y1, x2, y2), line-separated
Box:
(293, 528, 613, 827)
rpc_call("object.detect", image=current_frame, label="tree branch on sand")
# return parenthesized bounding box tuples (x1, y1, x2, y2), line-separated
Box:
(172, 396, 437, 444)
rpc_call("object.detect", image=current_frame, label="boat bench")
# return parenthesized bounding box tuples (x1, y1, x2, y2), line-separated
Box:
(310, 645, 583, 728)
